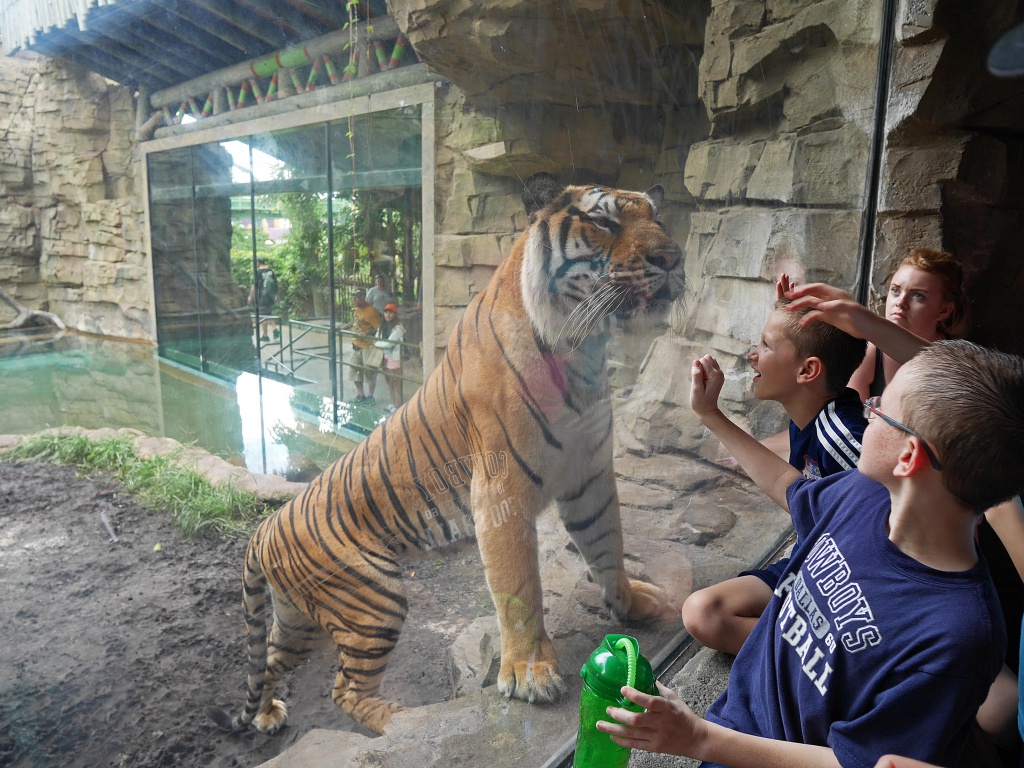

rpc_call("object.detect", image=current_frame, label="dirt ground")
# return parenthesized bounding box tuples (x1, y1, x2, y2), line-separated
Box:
(0, 460, 492, 768)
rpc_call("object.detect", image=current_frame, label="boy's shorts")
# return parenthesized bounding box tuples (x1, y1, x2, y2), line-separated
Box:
(740, 557, 790, 591)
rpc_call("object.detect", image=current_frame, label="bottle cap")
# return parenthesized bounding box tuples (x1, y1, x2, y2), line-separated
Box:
(579, 634, 655, 702)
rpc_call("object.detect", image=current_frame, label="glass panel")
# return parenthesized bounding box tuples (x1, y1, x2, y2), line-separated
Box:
(330, 108, 424, 428)
(147, 106, 426, 452)
(134, 6, 886, 765)
(148, 145, 202, 368)
(245, 123, 335, 421)
(149, 142, 258, 376)
(193, 141, 260, 375)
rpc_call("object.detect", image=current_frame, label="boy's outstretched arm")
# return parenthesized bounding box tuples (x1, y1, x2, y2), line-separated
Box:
(597, 683, 841, 768)
(784, 283, 928, 365)
(691, 355, 799, 511)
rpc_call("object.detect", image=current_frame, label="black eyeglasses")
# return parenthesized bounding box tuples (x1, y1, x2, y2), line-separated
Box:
(863, 396, 943, 471)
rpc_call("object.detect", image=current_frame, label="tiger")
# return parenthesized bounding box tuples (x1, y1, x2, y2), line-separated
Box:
(208, 173, 686, 736)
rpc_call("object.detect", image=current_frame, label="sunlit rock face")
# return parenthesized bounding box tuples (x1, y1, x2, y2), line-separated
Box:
(387, 0, 708, 108)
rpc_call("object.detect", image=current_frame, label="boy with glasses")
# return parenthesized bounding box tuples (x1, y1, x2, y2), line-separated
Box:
(861, 395, 942, 469)
(786, 280, 1024, 757)
(597, 340, 1024, 768)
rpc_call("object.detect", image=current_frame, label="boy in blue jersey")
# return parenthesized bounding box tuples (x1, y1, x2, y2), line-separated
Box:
(597, 340, 1024, 768)
(683, 277, 868, 655)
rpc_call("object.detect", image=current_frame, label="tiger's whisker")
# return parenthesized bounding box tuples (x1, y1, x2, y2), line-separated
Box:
(563, 284, 627, 350)
(559, 281, 618, 346)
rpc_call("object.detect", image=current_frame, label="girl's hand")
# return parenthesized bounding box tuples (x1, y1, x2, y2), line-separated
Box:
(783, 283, 870, 337)
(784, 281, 853, 303)
(776, 273, 797, 302)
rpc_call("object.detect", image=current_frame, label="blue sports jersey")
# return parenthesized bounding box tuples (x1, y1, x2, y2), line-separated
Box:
(704, 471, 1004, 768)
(789, 387, 866, 480)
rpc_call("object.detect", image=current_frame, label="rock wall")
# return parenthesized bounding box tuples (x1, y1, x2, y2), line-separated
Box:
(398, 0, 1023, 458)
(881, 0, 1024, 355)
(0, 48, 151, 339)
(620, 0, 884, 454)
(393, 0, 709, 371)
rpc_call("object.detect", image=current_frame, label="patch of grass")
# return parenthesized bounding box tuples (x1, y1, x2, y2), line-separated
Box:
(4, 433, 268, 537)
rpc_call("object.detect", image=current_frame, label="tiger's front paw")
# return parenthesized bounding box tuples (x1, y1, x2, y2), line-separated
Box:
(252, 699, 288, 734)
(497, 657, 566, 704)
(615, 578, 673, 622)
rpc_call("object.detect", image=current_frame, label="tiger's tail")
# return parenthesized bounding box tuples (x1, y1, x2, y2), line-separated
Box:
(207, 532, 278, 733)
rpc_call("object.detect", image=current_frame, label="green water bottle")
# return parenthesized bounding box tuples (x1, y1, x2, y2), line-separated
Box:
(573, 634, 656, 768)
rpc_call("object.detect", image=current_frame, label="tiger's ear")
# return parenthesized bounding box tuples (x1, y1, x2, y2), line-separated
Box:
(645, 184, 665, 210)
(522, 173, 563, 217)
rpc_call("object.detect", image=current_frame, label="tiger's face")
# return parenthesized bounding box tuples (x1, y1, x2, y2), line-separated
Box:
(519, 177, 684, 347)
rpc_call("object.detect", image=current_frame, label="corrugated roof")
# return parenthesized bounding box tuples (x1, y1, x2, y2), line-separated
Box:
(0, 0, 382, 91)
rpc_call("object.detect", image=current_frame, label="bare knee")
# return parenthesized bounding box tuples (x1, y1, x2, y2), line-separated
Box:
(682, 588, 730, 647)
(681, 577, 772, 655)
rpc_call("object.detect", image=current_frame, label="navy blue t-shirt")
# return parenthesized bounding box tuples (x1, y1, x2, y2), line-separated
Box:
(704, 471, 1005, 768)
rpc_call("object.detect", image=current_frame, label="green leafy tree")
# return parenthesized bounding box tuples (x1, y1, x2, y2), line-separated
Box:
(275, 191, 328, 316)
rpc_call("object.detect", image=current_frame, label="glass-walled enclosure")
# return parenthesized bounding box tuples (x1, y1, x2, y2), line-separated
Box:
(16, 0, 1024, 765)
(148, 105, 425, 437)
(135, 1, 890, 752)
(137, 4, 892, 766)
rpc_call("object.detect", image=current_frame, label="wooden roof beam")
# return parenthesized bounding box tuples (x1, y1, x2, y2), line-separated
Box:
(74, 29, 190, 86)
(160, 0, 281, 53)
(112, 1, 240, 71)
(280, 0, 347, 30)
(231, 0, 331, 41)
(72, 8, 200, 84)
(185, 0, 293, 48)
(28, 27, 153, 87)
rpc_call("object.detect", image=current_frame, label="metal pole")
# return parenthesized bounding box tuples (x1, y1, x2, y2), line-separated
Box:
(326, 124, 340, 426)
(854, 0, 900, 306)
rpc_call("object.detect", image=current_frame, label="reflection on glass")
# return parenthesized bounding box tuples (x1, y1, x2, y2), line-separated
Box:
(147, 106, 426, 458)
(235, 372, 295, 476)
(149, 143, 258, 376)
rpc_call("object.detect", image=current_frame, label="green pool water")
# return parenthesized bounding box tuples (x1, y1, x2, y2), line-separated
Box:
(0, 330, 360, 479)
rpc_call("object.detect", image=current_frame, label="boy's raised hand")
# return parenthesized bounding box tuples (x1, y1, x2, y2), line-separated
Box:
(775, 272, 797, 301)
(690, 354, 725, 418)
